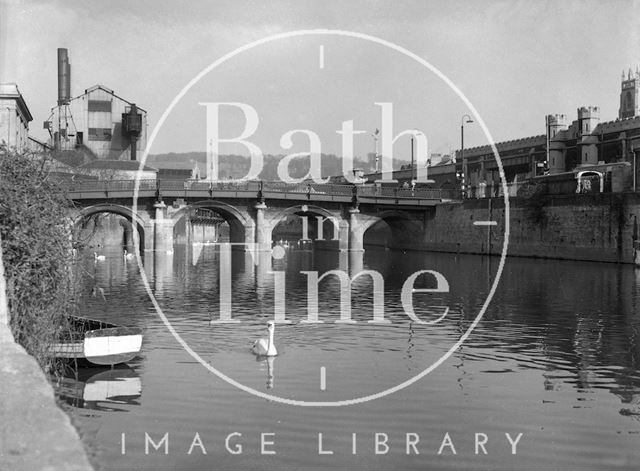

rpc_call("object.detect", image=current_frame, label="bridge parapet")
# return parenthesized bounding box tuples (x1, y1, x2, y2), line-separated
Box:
(62, 179, 462, 204)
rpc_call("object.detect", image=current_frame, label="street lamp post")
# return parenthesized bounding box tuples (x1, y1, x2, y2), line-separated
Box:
(411, 135, 415, 181)
(633, 146, 638, 192)
(410, 128, 423, 187)
(460, 114, 474, 197)
(370, 129, 380, 173)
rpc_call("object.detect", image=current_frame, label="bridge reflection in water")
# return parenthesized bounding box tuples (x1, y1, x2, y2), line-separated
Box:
(145, 241, 368, 305)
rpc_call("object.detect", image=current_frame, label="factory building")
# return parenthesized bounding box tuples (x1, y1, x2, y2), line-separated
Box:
(46, 49, 147, 165)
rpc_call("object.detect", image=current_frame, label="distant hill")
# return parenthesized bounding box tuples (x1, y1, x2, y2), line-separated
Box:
(147, 152, 405, 180)
(147, 152, 205, 170)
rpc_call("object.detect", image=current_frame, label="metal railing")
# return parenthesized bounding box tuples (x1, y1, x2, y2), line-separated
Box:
(356, 186, 462, 200)
(261, 181, 355, 196)
(63, 179, 158, 192)
(465, 174, 613, 199)
(61, 179, 462, 201)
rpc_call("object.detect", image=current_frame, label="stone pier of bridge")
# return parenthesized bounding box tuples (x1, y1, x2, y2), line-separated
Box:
(136, 199, 380, 254)
(152, 201, 174, 252)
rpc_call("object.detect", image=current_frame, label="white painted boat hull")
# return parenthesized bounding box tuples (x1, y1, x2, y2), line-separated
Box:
(84, 328, 143, 365)
(51, 319, 143, 366)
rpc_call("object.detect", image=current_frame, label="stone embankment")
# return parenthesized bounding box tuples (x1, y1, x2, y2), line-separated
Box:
(366, 192, 640, 264)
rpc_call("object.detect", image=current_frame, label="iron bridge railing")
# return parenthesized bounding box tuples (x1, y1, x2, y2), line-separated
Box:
(61, 179, 463, 201)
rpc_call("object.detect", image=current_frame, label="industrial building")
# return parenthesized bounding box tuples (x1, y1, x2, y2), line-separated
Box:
(46, 49, 147, 166)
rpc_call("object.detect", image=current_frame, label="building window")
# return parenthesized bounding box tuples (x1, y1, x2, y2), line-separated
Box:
(626, 91, 633, 111)
(88, 127, 112, 141)
(88, 100, 112, 112)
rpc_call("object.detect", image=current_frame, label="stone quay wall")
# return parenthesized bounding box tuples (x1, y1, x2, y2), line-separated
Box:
(402, 192, 640, 264)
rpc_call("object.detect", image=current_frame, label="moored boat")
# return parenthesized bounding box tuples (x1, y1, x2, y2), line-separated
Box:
(50, 316, 143, 366)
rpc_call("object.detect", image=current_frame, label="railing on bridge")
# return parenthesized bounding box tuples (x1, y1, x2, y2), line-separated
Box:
(356, 185, 461, 200)
(61, 179, 463, 202)
(261, 181, 354, 196)
(63, 179, 158, 192)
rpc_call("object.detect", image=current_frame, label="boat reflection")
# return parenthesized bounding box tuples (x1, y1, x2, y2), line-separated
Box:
(56, 365, 141, 412)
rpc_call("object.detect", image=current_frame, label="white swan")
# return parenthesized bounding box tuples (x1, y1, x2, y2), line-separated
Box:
(123, 249, 134, 260)
(94, 252, 106, 261)
(252, 321, 278, 356)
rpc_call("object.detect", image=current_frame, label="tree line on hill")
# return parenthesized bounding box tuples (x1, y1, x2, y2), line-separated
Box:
(147, 152, 406, 180)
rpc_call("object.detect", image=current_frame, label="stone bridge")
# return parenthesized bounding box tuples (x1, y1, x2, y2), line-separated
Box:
(65, 180, 462, 253)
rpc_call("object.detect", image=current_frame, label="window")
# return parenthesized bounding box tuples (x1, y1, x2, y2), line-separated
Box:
(88, 100, 112, 112)
(88, 127, 112, 141)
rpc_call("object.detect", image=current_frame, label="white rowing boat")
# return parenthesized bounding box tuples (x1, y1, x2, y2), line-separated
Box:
(50, 316, 143, 366)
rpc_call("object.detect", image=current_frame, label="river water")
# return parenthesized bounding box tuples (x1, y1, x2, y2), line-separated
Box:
(54, 243, 640, 470)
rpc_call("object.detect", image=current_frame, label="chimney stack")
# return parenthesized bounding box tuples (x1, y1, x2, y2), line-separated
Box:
(57, 48, 71, 106)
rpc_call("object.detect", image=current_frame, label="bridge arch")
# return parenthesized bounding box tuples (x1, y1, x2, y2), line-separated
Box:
(75, 203, 151, 253)
(267, 204, 344, 243)
(362, 210, 424, 249)
(171, 200, 255, 246)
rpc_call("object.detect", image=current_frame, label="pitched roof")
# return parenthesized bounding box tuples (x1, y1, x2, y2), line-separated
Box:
(68, 84, 148, 113)
(464, 135, 547, 154)
(0, 82, 33, 122)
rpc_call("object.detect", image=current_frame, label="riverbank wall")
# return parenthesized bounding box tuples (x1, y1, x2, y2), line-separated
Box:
(0, 238, 93, 470)
(406, 192, 640, 264)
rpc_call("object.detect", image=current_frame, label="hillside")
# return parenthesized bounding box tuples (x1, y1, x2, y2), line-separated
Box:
(147, 152, 390, 180)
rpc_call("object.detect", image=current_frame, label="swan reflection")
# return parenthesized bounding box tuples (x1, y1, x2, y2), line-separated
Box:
(254, 355, 276, 390)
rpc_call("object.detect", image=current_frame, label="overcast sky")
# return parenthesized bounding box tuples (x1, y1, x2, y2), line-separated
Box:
(2, 0, 640, 161)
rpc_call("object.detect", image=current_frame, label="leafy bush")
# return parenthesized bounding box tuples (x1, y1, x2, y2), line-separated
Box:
(0, 146, 78, 370)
